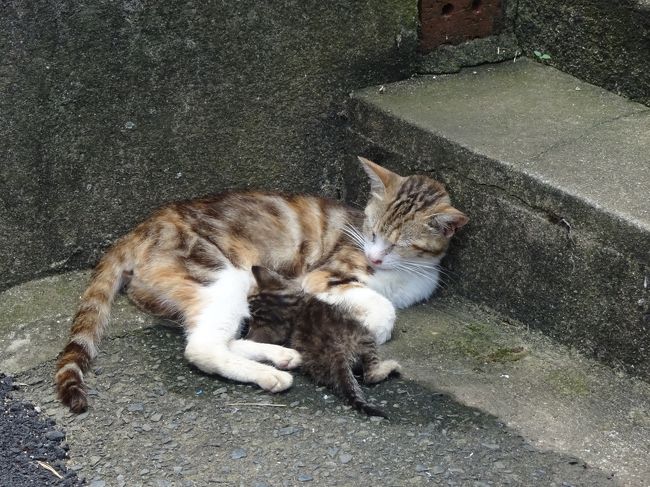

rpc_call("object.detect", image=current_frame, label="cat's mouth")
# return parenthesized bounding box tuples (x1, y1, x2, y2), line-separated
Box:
(366, 256, 391, 270)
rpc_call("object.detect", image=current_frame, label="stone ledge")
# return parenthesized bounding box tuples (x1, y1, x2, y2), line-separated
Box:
(347, 58, 650, 377)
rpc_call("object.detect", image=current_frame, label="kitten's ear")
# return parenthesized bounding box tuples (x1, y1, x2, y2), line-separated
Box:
(429, 207, 468, 238)
(358, 156, 402, 195)
(251, 266, 285, 289)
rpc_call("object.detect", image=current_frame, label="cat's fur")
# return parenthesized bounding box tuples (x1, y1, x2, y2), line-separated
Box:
(55, 157, 467, 412)
(247, 266, 401, 418)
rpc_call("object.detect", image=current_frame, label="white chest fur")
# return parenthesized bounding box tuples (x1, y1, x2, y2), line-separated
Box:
(365, 266, 440, 309)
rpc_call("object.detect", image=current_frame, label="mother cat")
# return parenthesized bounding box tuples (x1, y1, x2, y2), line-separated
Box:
(55, 157, 467, 412)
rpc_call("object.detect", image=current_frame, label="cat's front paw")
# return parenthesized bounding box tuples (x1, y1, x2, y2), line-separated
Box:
(362, 294, 396, 345)
(273, 348, 303, 370)
(256, 369, 294, 393)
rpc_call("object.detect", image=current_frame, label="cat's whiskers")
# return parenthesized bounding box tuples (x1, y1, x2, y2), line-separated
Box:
(403, 263, 455, 289)
(393, 263, 438, 284)
(397, 260, 439, 273)
(342, 224, 366, 250)
(400, 259, 456, 281)
(399, 259, 440, 270)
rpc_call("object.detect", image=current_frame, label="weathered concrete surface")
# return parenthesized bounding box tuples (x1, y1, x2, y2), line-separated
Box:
(417, 32, 520, 75)
(515, 0, 650, 107)
(6, 271, 649, 485)
(347, 59, 650, 377)
(0, 0, 417, 291)
(0, 271, 156, 374)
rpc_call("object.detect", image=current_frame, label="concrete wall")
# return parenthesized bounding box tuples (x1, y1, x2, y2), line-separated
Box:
(515, 0, 650, 106)
(0, 1, 418, 290)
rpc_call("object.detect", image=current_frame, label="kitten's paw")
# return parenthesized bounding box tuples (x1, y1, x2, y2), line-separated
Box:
(273, 348, 302, 370)
(256, 369, 294, 393)
(365, 359, 402, 383)
(363, 294, 396, 345)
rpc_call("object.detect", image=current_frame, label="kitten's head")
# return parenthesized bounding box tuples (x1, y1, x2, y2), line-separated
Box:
(246, 266, 301, 344)
(358, 157, 468, 270)
(250, 265, 301, 295)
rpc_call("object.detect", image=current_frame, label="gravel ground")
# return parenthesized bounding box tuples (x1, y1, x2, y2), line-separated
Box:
(0, 374, 82, 486)
(13, 326, 618, 487)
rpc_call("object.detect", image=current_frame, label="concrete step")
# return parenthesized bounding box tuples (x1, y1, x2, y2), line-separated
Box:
(347, 58, 650, 378)
(3, 271, 649, 485)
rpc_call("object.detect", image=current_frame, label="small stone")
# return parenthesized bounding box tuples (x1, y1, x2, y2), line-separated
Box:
(278, 426, 302, 436)
(415, 464, 429, 472)
(90, 456, 101, 466)
(339, 453, 353, 464)
(481, 442, 500, 450)
(432, 466, 445, 475)
(327, 447, 339, 458)
(173, 466, 183, 474)
(142, 424, 152, 432)
(298, 474, 313, 482)
(150, 413, 163, 422)
(140, 468, 150, 475)
(128, 402, 144, 412)
(290, 401, 300, 407)
(45, 430, 65, 441)
(231, 448, 247, 459)
(494, 461, 506, 469)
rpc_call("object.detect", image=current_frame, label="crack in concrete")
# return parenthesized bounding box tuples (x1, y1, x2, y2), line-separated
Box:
(528, 107, 650, 163)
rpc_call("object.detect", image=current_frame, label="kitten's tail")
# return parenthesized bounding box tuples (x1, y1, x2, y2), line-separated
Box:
(334, 355, 388, 419)
(55, 234, 136, 413)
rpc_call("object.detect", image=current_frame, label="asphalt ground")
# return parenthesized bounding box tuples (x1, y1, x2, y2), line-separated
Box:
(2, 272, 649, 486)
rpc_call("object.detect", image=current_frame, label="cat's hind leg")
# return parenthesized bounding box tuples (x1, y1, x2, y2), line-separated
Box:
(229, 340, 302, 370)
(183, 266, 294, 392)
(357, 335, 401, 384)
(364, 360, 402, 384)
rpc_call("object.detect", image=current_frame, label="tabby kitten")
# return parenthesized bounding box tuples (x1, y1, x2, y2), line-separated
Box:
(247, 266, 400, 418)
(55, 157, 467, 412)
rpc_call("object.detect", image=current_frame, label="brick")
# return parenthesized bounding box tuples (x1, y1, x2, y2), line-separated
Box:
(419, 0, 503, 52)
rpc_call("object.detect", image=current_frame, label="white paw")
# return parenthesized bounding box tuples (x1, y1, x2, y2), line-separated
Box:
(273, 348, 303, 370)
(365, 359, 402, 383)
(256, 369, 294, 392)
(363, 294, 396, 345)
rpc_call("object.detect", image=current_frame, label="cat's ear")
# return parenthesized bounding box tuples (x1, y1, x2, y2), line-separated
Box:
(358, 156, 402, 195)
(251, 266, 285, 289)
(429, 207, 468, 238)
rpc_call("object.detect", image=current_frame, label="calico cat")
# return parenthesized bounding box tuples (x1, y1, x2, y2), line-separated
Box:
(55, 157, 467, 412)
(246, 266, 401, 418)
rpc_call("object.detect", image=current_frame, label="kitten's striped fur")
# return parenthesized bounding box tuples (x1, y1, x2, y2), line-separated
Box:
(247, 266, 401, 418)
(55, 158, 467, 412)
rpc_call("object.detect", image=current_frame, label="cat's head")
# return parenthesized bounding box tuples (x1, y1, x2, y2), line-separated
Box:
(358, 157, 468, 270)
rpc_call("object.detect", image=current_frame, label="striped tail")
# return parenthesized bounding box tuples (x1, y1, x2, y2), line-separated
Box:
(55, 238, 132, 413)
(334, 355, 388, 419)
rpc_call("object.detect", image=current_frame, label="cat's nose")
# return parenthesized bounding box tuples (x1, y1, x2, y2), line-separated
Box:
(370, 258, 383, 266)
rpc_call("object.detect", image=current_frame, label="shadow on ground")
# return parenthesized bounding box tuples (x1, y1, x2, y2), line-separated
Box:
(14, 324, 617, 487)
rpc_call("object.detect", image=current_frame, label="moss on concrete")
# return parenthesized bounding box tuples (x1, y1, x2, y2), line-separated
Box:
(544, 369, 591, 397)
